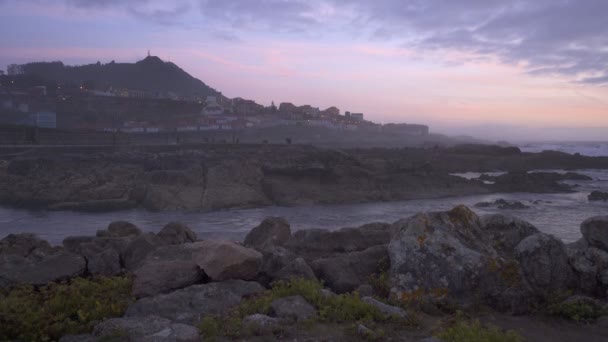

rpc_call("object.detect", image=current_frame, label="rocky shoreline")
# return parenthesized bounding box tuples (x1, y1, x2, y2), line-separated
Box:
(1, 144, 607, 213)
(1, 206, 607, 341)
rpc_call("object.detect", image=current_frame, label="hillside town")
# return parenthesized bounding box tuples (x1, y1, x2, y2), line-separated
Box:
(0, 59, 429, 137)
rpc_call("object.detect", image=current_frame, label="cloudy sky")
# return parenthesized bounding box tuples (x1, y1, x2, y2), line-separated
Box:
(1, 0, 607, 140)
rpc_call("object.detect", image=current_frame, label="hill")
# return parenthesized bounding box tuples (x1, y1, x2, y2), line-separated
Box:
(13, 56, 218, 98)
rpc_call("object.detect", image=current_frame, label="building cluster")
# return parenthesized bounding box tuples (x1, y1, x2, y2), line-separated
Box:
(0, 77, 429, 136)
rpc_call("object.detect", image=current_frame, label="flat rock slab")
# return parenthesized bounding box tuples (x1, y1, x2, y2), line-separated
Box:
(125, 280, 264, 324)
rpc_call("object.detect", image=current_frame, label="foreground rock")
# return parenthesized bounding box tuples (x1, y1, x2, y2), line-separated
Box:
(588, 191, 608, 201)
(191, 240, 262, 280)
(126, 280, 264, 324)
(1, 234, 86, 288)
(270, 295, 316, 322)
(157, 222, 197, 245)
(581, 216, 608, 251)
(244, 217, 291, 250)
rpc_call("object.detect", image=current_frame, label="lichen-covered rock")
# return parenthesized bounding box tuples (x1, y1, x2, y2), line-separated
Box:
(93, 315, 199, 341)
(270, 295, 316, 322)
(581, 216, 608, 252)
(388, 206, 490, 303)
(126, 280, 264, 324)
(157, 222, 197, 245)
(312, 245, 388, 293)
(244, 217, 291, 250)
(515, 233, 577, 297)
(132, 260, 204, 298)
(191, 240, 262, 281)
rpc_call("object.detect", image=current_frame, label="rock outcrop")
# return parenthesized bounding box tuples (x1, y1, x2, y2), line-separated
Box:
(588, 191, 608, 201)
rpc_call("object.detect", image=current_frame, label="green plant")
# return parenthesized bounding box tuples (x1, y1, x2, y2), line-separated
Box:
(198, 316, 220, 340)
(549, 300, 607, 322)
(0, 276, 134, 342)
(437, 319, 523, 342)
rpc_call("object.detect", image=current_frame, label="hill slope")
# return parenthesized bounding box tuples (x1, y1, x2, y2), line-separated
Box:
(16, 56, 218, 97)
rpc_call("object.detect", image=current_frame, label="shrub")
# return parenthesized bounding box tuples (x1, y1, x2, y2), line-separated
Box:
(0, 276, 134, 341)
(437, 319, 523, 342)
(549, 300, 607, 322)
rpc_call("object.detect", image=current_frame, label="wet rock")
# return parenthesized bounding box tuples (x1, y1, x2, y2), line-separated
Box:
(126, 280, 264, 324)
(93, 315, 199, 341)
(588, 191, 608, 201)
(361, 296, 407, 318)
(270, 295, 316, 322)
(515, 233, 577, 298)
(242, 314, 281, 335)
(132, 260, 204, 298)
(490, 172, 574, 193)
(97, 221, 142, 238)
(312, 245, 388, 293)
(191, 240, 262, 281)
(157, 222, 197, 245)
(244, 217, 291, 250)
(581, 216, 608, 251)
(475, 199, 530, 210)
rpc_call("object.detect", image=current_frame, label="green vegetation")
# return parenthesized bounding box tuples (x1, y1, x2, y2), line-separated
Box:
(198, 278, 401, 340)
(437, 319, 523, 342)
(0, 276, 134, 342)
(548, 299, 608, 322)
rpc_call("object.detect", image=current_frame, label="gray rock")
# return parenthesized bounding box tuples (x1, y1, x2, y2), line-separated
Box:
(480, 214, 540, 255)
(515, 233, 577, 297)
(97, 221, 142, 238)
(312, 245, 388, 293)
(126, 280, 264, 324)
(273, 257, 316, 282)
(320, 289, 336, 298)
(361, 296, 407, 318)
(63, 236, 128, 276)
(157, 222, 197, 246)
(581, 216, 608, 251)
(242, 314, 281, 335)
(588, 191, 608, 202)
(58, 334, 96, 342)
(87, 248, 122, 276)
(132, 260, 204, 298)
(93, 315, 199, 342)
(191, 240, 262, 281)
(63, 236, 97, 253)
(123, 233, 162, 270)
(244, 217, 291, 250)
(0, 250, 86, 287)
(270, 295, 316, 322)
(568, 246, 608, 296)
(357, 323, 381, 340)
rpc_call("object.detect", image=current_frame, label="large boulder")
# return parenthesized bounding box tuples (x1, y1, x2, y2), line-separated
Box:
(567, 246, 608, 297)
(63, 236, 128, 276)
(97, 221, 142, 238)
(132, 260, 205, 298)
(244, 217, 291, 250)
(312, 245, 388, 293)
(588, 191, 608, 202)
(515, 233, 577, 297)
(286, 222, 391, 260)
(274, 257, 317, 282)
(126, 280, 264, 324)
(92, 315, 199, 341)
(581, 216, 608, 251)
(157, 222, 197, 245)
(191, 240, 262, 281)
(389, 206, 491, 303)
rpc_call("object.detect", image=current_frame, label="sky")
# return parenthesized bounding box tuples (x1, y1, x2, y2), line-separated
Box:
(0, 0, 607, 141)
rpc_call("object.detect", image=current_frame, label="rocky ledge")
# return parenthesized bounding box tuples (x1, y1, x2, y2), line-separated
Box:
(1, 144, 606, 213)
(1, 207, 608, 341)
